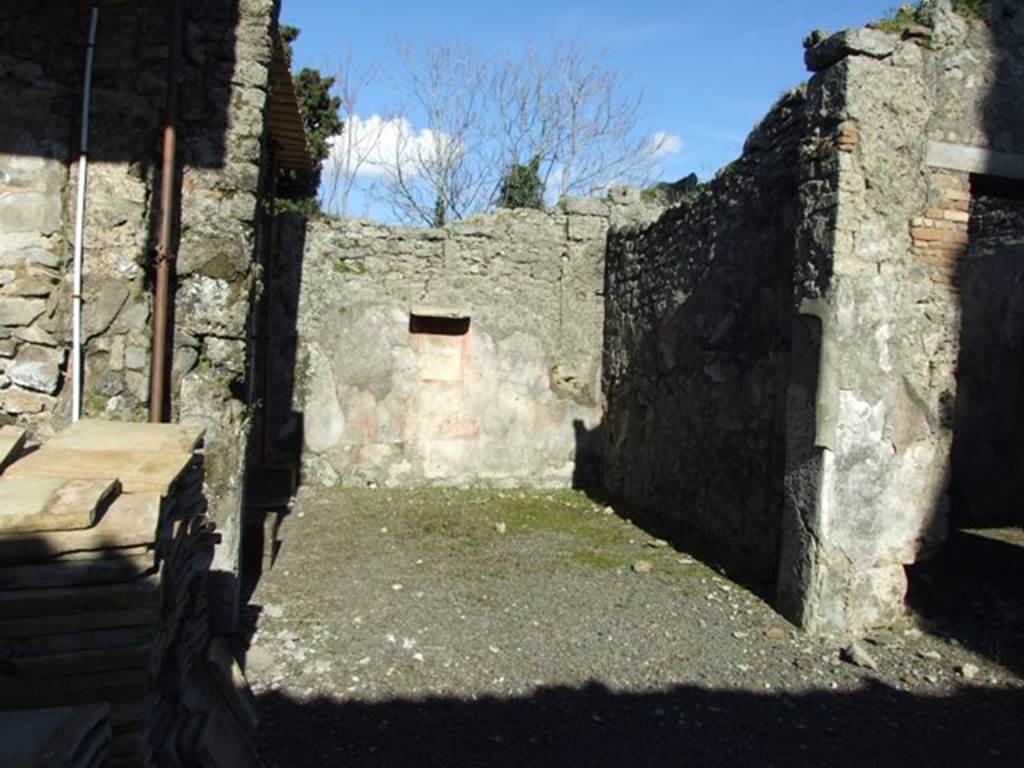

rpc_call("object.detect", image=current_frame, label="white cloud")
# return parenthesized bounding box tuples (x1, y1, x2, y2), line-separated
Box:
(649, 131, 684, 159)
(324, 114, 456, 178)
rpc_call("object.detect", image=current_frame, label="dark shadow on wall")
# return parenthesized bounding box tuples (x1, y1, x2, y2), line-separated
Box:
(1, 0, 239, 423)
(590, 93, 805, 603)
(572, 417, 775, 599)
(256, 680, 1024, 768)
(0, 1, 232, 168)
(241, 210, 308, 602)
(907, 0, 1024, 678)
(948, 176, 1024, 528)
(571, 418, 605, 490)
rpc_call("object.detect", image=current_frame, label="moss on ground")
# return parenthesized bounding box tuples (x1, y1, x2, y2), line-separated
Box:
(372, 487, 710, 588)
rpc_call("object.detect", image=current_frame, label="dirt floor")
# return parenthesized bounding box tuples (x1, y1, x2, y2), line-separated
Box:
(246, 487, 1024, 767)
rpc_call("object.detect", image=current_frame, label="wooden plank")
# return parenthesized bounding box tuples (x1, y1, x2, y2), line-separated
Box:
(46, 419, 204, 454)
(0, 493, 161, 563)
(109, 700, 145, 729)
(926, 141, 1024, 181)
(196, 699, 261, 768)
(0, 477, 119, 534)
(0, 425, 26, 473)
(0, 669, 146, 708)
(0, 608, 159, 639)
(108, 729, 148, 765)
(1, 642, 150, 679)
(0, 626, 154, 658)
(35, 544, 153, 563)
(7, 447, 193, 496)
(0, 552, 156, 590)
(46, 715, 110, 768)
(0, 704, 109, 768)
(208, 637, 260, 736)
(0, 574, 161, 619)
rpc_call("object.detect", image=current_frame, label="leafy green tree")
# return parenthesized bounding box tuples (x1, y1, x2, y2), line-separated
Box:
(497, 155, 544, 210)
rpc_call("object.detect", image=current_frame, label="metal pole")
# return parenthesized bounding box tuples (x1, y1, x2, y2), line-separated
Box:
(149, 0, 185, 423)
(71, 3, 100, 422)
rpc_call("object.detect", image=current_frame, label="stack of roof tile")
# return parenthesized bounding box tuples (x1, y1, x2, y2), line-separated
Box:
(0, 420, 255, 767)
(0, 702, 111, 767)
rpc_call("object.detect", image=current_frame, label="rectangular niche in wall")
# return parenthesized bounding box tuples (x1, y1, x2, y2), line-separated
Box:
(409, 306, 471, 382)
(409, 307, 471, 336)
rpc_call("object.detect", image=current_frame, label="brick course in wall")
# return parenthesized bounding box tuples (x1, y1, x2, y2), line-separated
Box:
(911, 171, 972, 290)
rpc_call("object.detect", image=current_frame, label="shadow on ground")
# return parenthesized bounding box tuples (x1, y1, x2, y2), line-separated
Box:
(574, 481, 778, 605)
(257, 679, 1022, 768)
(908, 528, 1024, 679)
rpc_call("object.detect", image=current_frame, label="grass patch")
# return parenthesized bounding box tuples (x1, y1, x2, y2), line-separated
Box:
(873, 0, 989, 34)
(570, 549, 633, 571)
(873, 4, 925, 35)
(953, 0, 989, 22)
(381, 488, 714, 589)
(388, 488, 636, 555)
(332, 258, 368, 275)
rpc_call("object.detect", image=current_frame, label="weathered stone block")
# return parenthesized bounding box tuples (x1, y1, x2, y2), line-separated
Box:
(7, 345, 61, 393)
(1, 386, 56, 415)
(124, 345, 148, 371)
(0, 190, 62, 235)
(561, 197, 610, 217)
(567, 215, 609, 243)
(13, 326, 57, 347)
(0, 297, 46, 327)
(177, 275, 249, 337)
(805, 28, 898, 72)
(4, 274, 56, 297)
(84, 281, 129, 340)
(204, 337, 246, 374)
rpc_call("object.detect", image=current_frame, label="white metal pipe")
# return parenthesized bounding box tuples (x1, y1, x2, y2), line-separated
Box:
(71, 5, 100, 423)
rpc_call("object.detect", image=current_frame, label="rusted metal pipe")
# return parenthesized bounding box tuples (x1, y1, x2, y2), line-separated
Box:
(149, 0, 186, 423)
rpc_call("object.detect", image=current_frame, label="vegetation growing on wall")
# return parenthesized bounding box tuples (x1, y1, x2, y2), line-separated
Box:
(953, 0, 990, 22)
(873, 0, 989, 34)
(872, 4, 926, 34)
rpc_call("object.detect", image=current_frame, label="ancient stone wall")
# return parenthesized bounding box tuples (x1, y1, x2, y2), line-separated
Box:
(1, 2, 85, 427)
(603, 1, 1024, 635)
(602, 91, 805, 583)
(0, 0, 283, 626)
(779, 1, 1024, 633)
(288, 193, 661, 488)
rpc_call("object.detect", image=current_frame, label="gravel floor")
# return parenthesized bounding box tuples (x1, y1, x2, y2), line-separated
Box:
(247, 486, 1023, 767)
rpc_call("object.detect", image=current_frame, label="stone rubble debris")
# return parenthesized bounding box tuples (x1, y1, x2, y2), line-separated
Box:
(841, 641, 880, 671)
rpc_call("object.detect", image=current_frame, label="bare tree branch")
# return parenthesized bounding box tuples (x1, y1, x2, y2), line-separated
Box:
(367, 38, 672, 225)
(319, 49, 384, 217)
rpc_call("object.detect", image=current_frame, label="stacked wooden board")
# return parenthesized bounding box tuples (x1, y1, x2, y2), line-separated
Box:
(0, 420, 258, 767)
(0, 703, 111, 767)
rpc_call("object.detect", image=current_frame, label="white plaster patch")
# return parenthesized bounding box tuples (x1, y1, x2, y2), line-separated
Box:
(836, 390, 886, 455)
(874, 324, 893, 373)
(303, 344, 346, 452)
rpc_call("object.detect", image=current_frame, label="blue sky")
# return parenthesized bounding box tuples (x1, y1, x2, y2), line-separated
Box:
(281, 0, 896, 220)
